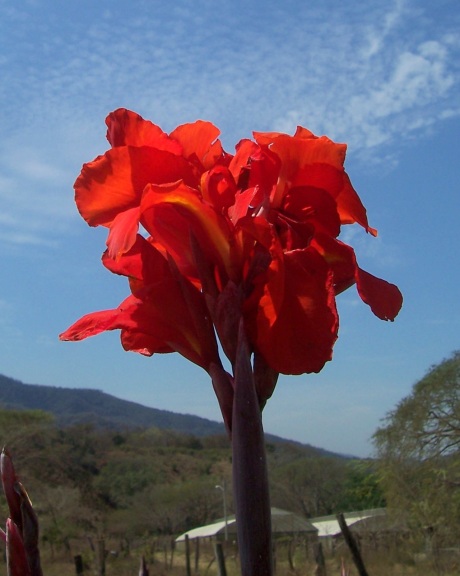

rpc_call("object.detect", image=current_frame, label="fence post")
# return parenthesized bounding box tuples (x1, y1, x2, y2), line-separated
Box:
(139, 556, 149, 576)
(337, 513, 369, 576)
(215, 542, 227, 576)
(74, 554, 84, 575)
(185, 535, 192, 576)
(169, 538, 175, 569)
(194, 538, 200, 574)
(97, 538, 106, 576)
(314, 542, 327, 576)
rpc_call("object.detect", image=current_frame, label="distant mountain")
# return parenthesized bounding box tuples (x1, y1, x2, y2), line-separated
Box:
(0, 373, 224, 437)
(0, 373, 347, 458)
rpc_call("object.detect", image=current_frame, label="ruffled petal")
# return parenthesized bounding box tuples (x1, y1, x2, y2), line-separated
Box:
(310, 234, 357, 294)
(293, 126, 317, 139)
(60, 287, 219, 370)
(237, 215, 285, 320)
(311, 234, 402, 320)
(252, 129, 376, 235)
(228, 187, 260, 224)
(104, 236, 221, 367)
(248, 150, 280, 200)
(281, 186, 341, 239)
(141, 180, 239, 283)
(170, 120, 225, 170)
(75, 147, 198, 227)
(335, 172, 377, 235)
(106, 108, 182, 154)
(356, 268, 403, 321)
(106, 206, 140, 259)
(254, 132, 347, 207)
(201, 165, 237, 211)
(59, 296, 139, 341)
(120, 329, 173, 356)
(253, 248, 338, 375)
(229, 139, 258, 183)
(290, 163, 376, 234)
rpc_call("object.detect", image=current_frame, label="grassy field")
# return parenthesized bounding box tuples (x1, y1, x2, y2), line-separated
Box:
(11, 539, 460, 576)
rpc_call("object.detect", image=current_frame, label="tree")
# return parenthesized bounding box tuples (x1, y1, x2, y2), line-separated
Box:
(143, 479, 223, 535)
(337, 460, 386, 512)
(373, 351, 460, 545)
(271, 456, 347, 517)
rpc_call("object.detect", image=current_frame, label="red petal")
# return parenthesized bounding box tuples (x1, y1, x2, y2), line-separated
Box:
(141, 181, 238, 283)
(291, 162, 344, 195)
(106, 206, 140, 259)
(266, 134, 348, 208)
(102, 234, 146, 280)
(201, 165, 237, 211)
(237, 215, 285, 319)
(6, 519, 30, 576)
(120, 330, 172, 356)
(228, 139, 258, 182)
(229, 139, 280, 201)
(170, 120, 224, 169)
(336, 173, 377, 235)
(356, 268, 403, 321)
(120, 294, 218, 368)
(252, 130, 286, 145)
(253, 248, 338, 375)
(290, 163, 375, 233)
(106, 108, 182, 154)
(281, 186, 341, 238)
(310, 234, 357, 294)
(228, 187, 260, 223)
(59, 297, 138, 341)
(75, 147, 198, 227)
(293, 126, 317, 139)
(1, 449, 22, 531)
(65, 237, 221, 369)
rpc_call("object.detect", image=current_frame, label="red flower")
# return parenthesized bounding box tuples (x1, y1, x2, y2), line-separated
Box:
(61, 109, 402, 386)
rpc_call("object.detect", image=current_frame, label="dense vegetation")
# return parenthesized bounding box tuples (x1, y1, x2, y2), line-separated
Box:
(2, 353, 460, 575)
(0, 408, 380, 562)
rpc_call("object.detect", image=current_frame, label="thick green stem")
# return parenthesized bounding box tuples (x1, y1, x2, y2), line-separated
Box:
(232, 320, 273, 576)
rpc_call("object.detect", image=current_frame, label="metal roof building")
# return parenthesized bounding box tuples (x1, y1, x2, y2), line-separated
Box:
(311, 508, 387, 539)
(176, 508, 318, 542)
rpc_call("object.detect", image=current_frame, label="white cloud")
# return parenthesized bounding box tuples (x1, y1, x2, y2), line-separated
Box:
(361, 0, 406, 58)
(0, 0, 458, 247)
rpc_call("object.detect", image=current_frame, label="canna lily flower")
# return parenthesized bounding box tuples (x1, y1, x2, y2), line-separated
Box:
(60, 108, 402, 576)
(61, 109, 402, 388)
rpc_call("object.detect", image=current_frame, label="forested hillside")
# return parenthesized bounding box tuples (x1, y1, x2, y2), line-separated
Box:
(0, 373, 224, 435)
(0, 373, 342, 456)
(0, 408, 380, 559)
(2, 351, 459, 575)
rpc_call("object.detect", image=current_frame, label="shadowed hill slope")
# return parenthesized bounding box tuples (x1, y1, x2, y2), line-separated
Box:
(0, 373, 347, 458)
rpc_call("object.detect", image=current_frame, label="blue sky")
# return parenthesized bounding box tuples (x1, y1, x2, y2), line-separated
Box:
(0, 0, 459, 457)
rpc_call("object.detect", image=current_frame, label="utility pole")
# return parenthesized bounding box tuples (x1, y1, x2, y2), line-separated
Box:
(215, 480, 228, 541)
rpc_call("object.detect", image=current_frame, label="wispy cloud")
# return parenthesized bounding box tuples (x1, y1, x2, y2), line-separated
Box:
(0, 0, 458, 247)
(272, 3, 459, 154)
(0, 141, 79, 247)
